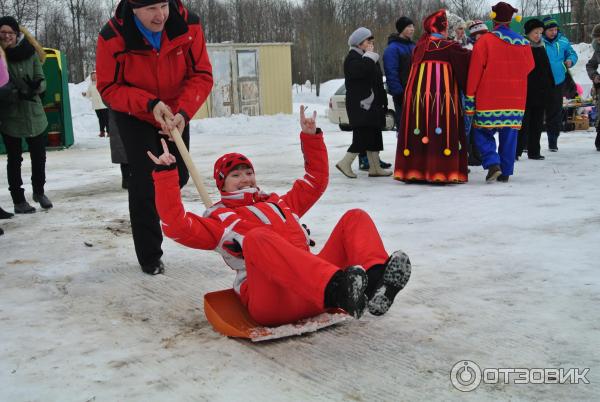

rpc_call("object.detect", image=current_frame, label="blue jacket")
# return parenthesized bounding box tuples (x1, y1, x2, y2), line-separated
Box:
(383, 34, 415, 96)
(543, 32, 578, 86)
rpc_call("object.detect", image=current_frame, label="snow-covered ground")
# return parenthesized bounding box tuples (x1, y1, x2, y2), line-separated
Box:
(1, 56, 600, 401)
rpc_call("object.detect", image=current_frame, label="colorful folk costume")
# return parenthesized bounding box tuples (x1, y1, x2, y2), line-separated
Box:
(465, 2, 534, 182)
(394, 10, 471, 183)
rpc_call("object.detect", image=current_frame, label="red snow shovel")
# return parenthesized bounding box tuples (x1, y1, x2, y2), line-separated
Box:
(170, 128, 348, 341)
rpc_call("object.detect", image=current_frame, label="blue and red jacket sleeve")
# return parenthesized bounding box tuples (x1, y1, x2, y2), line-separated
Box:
(280, 131, 329, 218)
(152, 168, 224, 250)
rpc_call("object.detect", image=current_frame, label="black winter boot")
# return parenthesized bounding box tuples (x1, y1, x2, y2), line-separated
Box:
(14, 201, 36, 214)
(324, 266, 368, 319)
(141, 259, 165, 275)
(0, 206, 14, 219)
(367, 250, 412, 316)
(485, 165, 502, 183)
(33, 193, 53, 209)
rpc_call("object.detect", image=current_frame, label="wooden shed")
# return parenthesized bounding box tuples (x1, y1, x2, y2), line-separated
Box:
(194, 42, 292, 119)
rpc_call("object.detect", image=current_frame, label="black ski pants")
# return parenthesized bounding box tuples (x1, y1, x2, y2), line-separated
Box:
(114, 111, 190, 267)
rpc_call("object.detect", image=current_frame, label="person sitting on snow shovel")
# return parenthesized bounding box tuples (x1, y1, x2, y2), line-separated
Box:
(147, 106, 411, 327)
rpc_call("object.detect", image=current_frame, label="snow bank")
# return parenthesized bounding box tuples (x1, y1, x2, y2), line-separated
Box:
(571, 42, 595, 97)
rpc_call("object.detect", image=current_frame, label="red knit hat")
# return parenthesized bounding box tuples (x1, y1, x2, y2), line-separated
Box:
(490, 2, 519, 24)
(213, 153, 254, 190)
(423, 9, 448, 34)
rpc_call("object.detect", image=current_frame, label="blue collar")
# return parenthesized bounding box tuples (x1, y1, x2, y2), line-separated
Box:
(431, 33, 444, 39)
(134, 16, 162, 51)
(492, 25, 529, 46)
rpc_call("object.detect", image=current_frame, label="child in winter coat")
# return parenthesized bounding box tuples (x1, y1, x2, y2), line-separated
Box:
(148, 106, 411, 326)
(542, 16, 578, 151)
(82, 71, 109, 137)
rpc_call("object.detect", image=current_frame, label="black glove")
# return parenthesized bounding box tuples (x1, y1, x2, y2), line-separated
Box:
(23, 76, 43, 90)
(19, 85, 37, 101)
(0, 81, 20, 104)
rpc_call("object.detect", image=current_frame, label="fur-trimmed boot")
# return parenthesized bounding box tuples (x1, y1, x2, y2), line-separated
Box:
(366, 151, 392, 177)
(335, 152, 358, 178)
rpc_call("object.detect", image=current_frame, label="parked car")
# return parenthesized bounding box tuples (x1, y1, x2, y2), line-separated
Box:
(328, 82, 397, 131)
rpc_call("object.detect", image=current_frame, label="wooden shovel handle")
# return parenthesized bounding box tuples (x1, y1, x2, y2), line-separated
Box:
(170, 127, 213, 208)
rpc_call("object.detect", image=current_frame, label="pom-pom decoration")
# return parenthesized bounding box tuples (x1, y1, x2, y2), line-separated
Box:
(413, 128, 421, 135)
(403, 149, 410, 157)
(515, 15, 522, 22)
(422, 137, 429, 144)
(443, 148, 451, 156)
(489, 11, 496, 19)
(435, 127, 442, 135)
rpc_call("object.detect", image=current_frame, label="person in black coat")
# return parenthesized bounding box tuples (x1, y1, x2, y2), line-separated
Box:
(517, 19, 555, 160)
(336, 27, 392, 178)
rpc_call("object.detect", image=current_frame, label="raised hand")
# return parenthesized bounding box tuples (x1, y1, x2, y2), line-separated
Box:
(147, 138, 177, 166)
(299, 105, 317, 134)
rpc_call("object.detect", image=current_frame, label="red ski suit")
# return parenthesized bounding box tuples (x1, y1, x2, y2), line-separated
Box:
(153, 132, 389, 326)
(95, 0, 213, 127)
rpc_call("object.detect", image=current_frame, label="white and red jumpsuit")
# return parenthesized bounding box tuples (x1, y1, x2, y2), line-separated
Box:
(153, 132, 389, 326)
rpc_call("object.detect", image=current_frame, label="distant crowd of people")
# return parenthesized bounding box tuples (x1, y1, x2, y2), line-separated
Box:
(336, 2, 600, 185)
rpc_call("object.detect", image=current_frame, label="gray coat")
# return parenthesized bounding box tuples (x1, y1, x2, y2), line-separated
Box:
(586, 40, 600, 127)
(108, 109, 127, 164)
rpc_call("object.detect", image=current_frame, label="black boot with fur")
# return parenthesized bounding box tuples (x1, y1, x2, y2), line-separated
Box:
(324, 266, 368, 319)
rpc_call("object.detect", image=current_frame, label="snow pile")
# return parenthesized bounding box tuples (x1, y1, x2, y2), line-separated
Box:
(292, 78, 344, 118)
(571, 42, 595, 98)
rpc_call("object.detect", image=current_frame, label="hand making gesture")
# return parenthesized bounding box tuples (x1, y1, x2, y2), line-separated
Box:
(147, 138, 177, 166)
(299, 105, 318, 134)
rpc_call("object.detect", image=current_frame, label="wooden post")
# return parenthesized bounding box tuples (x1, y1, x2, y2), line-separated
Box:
(170, 128, 214, 208)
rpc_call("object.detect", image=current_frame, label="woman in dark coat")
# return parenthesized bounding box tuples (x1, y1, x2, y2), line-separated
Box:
(0, 16, 51, 213)
(336, 27, 392, 178)
(516, 19, 555, 160)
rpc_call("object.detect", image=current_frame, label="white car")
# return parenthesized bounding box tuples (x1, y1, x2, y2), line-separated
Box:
(328, 82, 397, 131)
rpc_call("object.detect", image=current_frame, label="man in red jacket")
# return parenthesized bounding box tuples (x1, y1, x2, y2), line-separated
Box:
(147, 107, 412, 325)
(96, 0, 213, 274)
(465, 2, 534, 183)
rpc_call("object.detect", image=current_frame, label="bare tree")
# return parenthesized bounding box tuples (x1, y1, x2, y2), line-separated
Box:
(446, 0, 486, 21)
